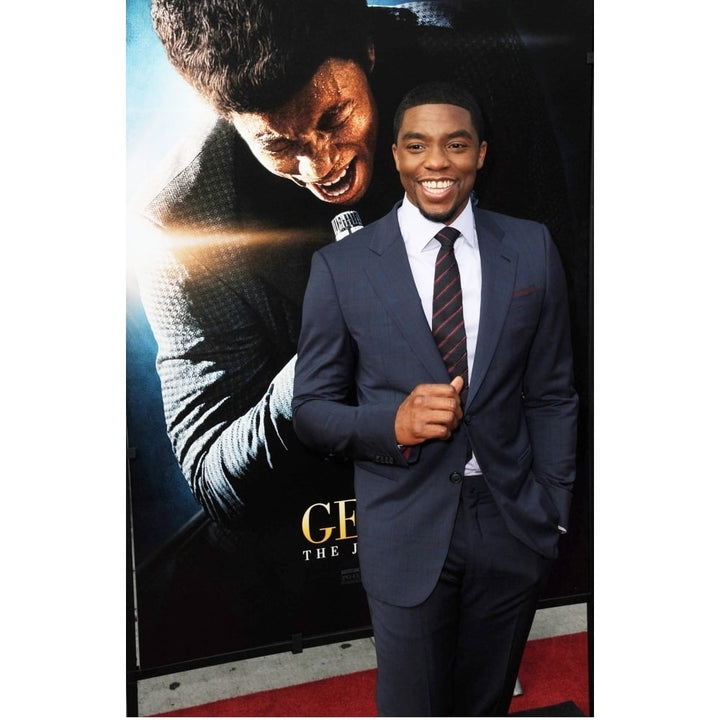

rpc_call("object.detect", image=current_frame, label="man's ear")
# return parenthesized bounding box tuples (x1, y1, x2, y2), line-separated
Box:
(392, 144, 399, 171)
(367, 43, 376, 73)
(476, 140, 488, 170)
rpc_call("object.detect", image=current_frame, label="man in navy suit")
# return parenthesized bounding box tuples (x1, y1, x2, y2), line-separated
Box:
(292, 82, 578, 716)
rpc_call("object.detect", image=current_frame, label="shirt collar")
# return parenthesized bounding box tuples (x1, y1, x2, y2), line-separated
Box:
(397, 195, 477, 254)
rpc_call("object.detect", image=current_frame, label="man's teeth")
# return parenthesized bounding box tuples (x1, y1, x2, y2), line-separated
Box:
(319, 165, 349, 189)
(421, 180, 454, 193)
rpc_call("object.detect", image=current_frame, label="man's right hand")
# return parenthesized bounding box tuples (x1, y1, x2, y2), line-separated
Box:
(394, 376, 464, 447)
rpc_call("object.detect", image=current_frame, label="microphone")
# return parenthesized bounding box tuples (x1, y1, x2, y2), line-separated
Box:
(331, 210, 363, 241)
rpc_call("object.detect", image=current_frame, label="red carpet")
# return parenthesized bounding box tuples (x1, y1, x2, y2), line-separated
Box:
(156, 632, 589, 717)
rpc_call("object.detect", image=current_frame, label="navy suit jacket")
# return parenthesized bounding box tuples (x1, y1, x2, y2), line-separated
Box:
(292, 203, 578, 607)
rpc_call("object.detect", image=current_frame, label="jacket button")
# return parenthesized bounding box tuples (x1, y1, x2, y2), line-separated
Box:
(463, 413, 472, 425)
(450, 472, 462, 484)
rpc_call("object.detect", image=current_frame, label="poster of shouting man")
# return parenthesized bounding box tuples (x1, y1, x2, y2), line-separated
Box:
(126, 0, 592, 672)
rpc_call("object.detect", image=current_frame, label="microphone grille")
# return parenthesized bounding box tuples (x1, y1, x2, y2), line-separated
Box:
(331, 211, 363, 241)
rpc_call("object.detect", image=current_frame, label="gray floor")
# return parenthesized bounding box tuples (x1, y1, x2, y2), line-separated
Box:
(137, 602, 588, 716)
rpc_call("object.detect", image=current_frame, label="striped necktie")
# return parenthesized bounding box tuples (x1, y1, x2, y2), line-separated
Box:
(431, 226, 468, 396)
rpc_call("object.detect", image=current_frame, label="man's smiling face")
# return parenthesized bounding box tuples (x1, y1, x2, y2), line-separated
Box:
(231, 56, 378, 206)
(392, 103, 487, 225)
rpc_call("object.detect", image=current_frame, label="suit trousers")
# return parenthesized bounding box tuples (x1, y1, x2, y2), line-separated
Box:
(367, 475, 552, 717)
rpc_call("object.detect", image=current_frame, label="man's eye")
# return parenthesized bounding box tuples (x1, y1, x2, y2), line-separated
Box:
(262, 140, 294, 155)
(319, 103, 352, 131)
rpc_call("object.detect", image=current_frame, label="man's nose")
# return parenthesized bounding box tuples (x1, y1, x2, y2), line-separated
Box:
(424, 145, 450, 169)
(296, 133, 337, 181)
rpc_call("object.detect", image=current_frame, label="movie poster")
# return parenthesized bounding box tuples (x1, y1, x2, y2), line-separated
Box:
(127, 0, 592, 672)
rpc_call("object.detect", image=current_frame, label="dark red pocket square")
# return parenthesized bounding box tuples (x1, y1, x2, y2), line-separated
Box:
(512, 285, 536, 298)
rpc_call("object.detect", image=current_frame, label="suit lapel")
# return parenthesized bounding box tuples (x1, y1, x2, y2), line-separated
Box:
(467, 209, 518, 406)
(363, 208, 449, 382)
(359, 205, 520, 395)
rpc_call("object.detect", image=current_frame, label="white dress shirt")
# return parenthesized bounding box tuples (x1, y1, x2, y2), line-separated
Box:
(397, 196, 482, 475)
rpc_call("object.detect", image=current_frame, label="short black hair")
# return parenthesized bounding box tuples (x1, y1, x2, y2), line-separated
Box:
(393, 81, 485, 143)
(152, 0, 373, 117)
